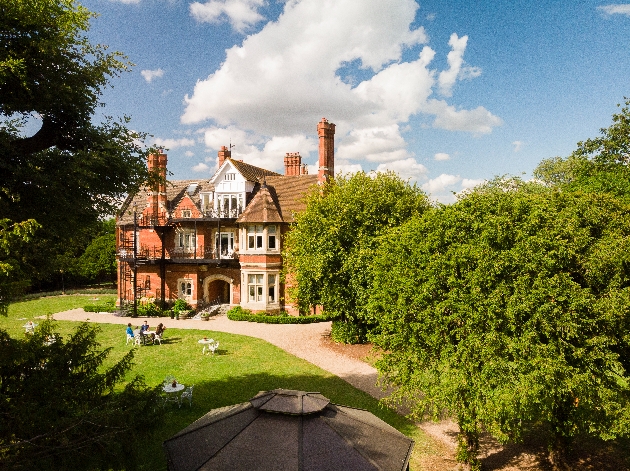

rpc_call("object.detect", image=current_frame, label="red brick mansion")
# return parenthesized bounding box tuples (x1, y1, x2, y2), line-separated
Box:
(116, 118, 335, 314)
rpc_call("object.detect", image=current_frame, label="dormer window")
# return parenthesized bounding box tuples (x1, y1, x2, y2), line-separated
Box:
(225, 173, 236, 181)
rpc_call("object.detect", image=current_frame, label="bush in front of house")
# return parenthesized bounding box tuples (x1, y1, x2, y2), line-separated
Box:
(330, 320, 368, 344)
(227, 306, 329, 324)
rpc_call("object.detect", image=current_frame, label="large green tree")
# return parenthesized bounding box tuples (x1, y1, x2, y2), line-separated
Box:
(369, 181, 630, 469)
(0, 320, 162, 469)
(0, 0, 154, 291)
(283, 171, 429, 340)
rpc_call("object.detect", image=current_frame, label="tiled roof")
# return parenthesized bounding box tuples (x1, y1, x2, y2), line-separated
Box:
(237, 184, 284, 223)
(117, 180, 212, 225)
(229, 158, 281, 182)
(265, 175, 318, 223)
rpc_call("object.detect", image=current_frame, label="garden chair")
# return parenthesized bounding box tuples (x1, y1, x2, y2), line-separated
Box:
(179, 385, 194, 408)
(126, 334, 134, 345)
(208, 341, 219, 354)
(153, 333, 163, 345)
(134, 335, 142, 347)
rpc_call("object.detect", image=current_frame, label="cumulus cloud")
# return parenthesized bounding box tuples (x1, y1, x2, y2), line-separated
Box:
(434, 152, 450, 161)
(152, 137, 196, 149)
(185, 151, 195, 157)
(512, 140, 523, 152)
(140, 68, 165, 83)
(375, 158, 428, 181)
(335, 162, 364, 176)
(460, 178, 485, 191)
(422, 173, 461, 194)
(192, 162, 211, 172)
(190, 0, 265, 32)
(182, 0, 500, 166)
(438, 34, 482, 97)
(597, 4, 630, 16)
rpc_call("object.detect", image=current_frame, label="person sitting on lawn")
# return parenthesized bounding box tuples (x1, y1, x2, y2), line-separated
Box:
(140, 320, 149, 333)
(155, 323, 166, 337)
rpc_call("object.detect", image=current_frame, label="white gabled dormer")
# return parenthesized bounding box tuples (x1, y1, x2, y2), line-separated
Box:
(209, 159, 249, 217)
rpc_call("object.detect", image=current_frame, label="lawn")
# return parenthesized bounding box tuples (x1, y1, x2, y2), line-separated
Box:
(1, 295, 437, 470)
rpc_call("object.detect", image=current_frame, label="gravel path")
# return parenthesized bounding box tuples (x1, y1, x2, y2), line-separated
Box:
(50, 309, 387, 400)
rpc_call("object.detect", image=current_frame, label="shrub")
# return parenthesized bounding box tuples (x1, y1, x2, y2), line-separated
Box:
(172, 299, 190, 313)
(330, 320, 368, 344)
(226, 307, 329, 324)
(83, 300, 116, 313)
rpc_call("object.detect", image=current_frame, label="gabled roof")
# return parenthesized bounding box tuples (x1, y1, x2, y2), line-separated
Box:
(210, 158, 281, 185)
(118, 180, 212, 225)
(237, 183, 284, 223)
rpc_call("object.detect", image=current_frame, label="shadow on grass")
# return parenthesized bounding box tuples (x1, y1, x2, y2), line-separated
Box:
(137, 371, 416, 471)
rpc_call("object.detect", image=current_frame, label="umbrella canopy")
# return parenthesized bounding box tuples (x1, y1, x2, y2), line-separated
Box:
(163, 388, 414, 471)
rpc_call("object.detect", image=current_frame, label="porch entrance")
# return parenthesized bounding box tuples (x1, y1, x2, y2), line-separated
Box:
(203, 275, 232, 305)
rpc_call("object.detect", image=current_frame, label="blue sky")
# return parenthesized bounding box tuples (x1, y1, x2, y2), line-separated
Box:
(80, 0, 630, 202)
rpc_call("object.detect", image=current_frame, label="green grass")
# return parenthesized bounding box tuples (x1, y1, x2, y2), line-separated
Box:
(1, 296, 432, 471)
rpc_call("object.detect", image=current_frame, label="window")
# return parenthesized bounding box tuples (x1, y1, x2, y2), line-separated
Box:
(176, 229, 196, 250)
(268, 225, 277, 250)
(248, 274, 264, 302)
(178, 279, 193, 299)
(247, 225, 264, 249)
(215, 232, 234, 257)
(268, 274, 276, 302)
(225, 173, 236, 181)
(181, 210, 191, 218)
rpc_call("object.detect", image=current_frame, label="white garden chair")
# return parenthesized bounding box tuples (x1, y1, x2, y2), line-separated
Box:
(126, 334, 134, 345)
(153, 333, 163, 345)
(179, 385, 194, 408)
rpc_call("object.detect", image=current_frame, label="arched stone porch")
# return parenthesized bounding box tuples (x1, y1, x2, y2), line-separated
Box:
(203, 274, 233, 305)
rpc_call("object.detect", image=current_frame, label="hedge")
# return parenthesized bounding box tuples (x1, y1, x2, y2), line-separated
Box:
(83, 304, 117, 313)
(226, 307, 329, 324)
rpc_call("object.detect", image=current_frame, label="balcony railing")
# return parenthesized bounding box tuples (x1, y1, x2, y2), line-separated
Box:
(201, 207, 243, 218)
(117, 245, 239, 262)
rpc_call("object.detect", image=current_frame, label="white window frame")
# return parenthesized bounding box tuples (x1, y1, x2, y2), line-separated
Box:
(267, 225, 278, 251)
(247, 274, 264, 303)
(247, 225, 264, 250)
(178, 278, 193, 300)
(215, 231, 235, 258)
(175, 229, 196, 251)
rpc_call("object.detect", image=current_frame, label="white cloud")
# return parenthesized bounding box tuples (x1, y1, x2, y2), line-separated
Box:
(434, 152, 450, 161)
(192, 162, 211, 172)
(427, 99, 503, 134)
(190, 0, 265, 33)
(140, 68, 165, 83)
(337, 125, 410, 162)
(460, 178, 485, 191)
(422, 173, 461, 194)
(512, 140, 523, 152)
(438, 34, 481, 97)
(185, 151, 195, 157)
(375, 158, 428, 181)
(597, 4, 630, 16)
(153, 137, 196, 149)
(182, 0, 500, 167)
(335, 161, 364, 176)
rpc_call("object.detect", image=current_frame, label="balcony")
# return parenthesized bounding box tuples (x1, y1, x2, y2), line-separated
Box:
(117, 245, 239, 263)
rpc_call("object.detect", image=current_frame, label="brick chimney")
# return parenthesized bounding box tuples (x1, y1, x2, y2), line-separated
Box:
(146, 151, 167, 223)
(284, 152, 302, 176)
(218, 146, 231, 168)
(317, 118, 335, 184)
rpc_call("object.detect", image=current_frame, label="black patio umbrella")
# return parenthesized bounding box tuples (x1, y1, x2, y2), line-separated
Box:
(163, 388, 414, 471)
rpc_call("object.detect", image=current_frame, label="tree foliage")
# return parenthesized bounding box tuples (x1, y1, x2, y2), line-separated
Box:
(534, 99, 630, 202)
(0, 320, 162, 469)
(0, 0, 154, 290)
(369, 182, 630, 469)
(283, 172, 430, 338)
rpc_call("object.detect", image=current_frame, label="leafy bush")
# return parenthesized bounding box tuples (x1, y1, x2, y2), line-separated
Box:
(137, 302, 164, 317)
(172, 299, 190, 313)
(330, 320, 368, 344)
(227, 307, 329, 324)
